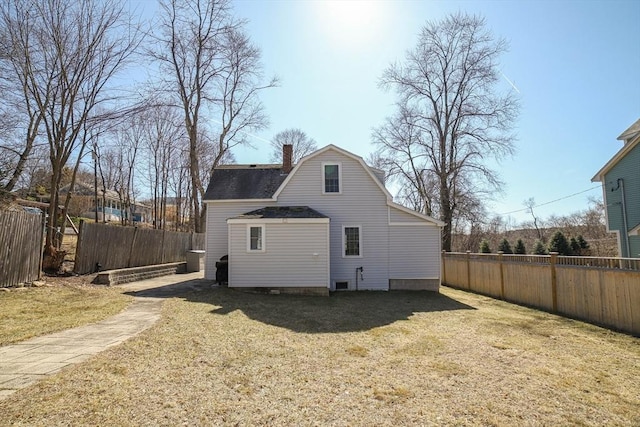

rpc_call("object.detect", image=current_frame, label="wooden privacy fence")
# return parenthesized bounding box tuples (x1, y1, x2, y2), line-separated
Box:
(442, 251, 640, 336)
(0, 210, 43, 287)
(74, 221, 205, 274)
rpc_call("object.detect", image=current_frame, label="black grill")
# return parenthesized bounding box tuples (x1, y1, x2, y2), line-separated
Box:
(215, 255, 228, 284)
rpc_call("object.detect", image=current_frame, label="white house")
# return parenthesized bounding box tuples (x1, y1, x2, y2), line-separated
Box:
(203, 144, 444, 295)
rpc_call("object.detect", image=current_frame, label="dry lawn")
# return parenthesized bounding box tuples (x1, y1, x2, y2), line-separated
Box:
(60, 233, 78, 260)
(0, 276, 132, 345)
(1, 284, 638, 426)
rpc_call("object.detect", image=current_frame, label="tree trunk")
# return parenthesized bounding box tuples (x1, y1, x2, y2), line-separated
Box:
(189, 125, 202, 232)
(439, 181, 453, 252)
(3, 118, 39, 192)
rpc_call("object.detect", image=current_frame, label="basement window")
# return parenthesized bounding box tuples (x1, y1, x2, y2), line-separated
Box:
(335, 281, 349, 290)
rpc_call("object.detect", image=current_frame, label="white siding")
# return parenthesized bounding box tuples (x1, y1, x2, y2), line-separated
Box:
(389, 205, 427, 223)
(204, 146, 443, 289)
(389, 223, 441, 279)
(276, 150, 391, 290)
(204, 201, 276, 280)
(228, 222, 329, 288)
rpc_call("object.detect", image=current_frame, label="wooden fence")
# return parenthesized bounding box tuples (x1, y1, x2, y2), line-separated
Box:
(74, 221, 205, 274)
(0, 210, 43, 287)
(442, 251, 640, 336)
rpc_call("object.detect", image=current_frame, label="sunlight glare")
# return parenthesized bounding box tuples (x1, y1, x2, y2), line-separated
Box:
(312, 0, 390, 50)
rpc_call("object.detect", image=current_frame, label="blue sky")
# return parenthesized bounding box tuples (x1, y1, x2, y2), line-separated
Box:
(135, 0, 640, 224)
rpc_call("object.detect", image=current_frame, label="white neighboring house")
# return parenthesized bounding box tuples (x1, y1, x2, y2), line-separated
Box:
(203, 144, 444, 295)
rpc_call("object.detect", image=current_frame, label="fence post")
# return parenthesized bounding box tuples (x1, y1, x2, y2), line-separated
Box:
(73, 220, 84, 275)
(441, 250, 447, 285)
(550, 252, 558, 312)
(498, 251, 505, 300)
(39, 211, 47, 278)
(161, 230, 167, 264)
(466, 251, 471, 289)
(127, 226, 139, 268)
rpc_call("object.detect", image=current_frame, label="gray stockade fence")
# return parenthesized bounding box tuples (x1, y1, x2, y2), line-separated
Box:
(0, 210, 44, 287)
(442, 251, 640, 336)
(74, 221, 205, 274)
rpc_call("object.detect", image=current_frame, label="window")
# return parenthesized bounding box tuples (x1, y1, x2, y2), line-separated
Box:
(335, 281, 349, 290)
(343, 226, 361, 257)
(247, 225, 265, 252)
(323, 163, 341, 193)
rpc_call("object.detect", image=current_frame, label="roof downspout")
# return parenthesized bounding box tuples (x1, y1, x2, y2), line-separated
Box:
(614, 178, 630, 257)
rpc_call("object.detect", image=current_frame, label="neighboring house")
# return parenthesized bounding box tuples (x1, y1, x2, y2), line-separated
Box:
(592, 118, 640, 258)
(203, 144, 444, 295)
(59, 181, 150, 223)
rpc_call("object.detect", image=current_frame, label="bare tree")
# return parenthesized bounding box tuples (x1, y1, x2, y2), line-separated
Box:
(268, 128, 318, 163)
(581, 197, 616, 256)
(140, 106, 184, 230)
(167, 147, 191, 231)
(0, 0, 143, 268)
(0, 7, 44, 195)
(523, 197, 545, 242)
(373, 13, 519, 251)
(114, 117, 144, 226)
(196, 128, 235, 193)
(153, 0, 277, 232)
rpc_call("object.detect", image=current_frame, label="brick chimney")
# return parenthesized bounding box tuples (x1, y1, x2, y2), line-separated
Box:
(282, 144, 293, 173)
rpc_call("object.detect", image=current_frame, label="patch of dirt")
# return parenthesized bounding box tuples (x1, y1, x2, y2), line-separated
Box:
(40, 272, 98, 288)
(38, 249, 97, 287)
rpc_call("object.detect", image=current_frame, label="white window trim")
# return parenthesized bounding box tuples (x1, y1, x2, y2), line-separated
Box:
(246, 224, 266, 253)
(342, 225, 362, 258)
(322, 162, 342, 194)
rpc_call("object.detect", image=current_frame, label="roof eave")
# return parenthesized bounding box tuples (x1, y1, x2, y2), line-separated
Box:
(616, 118, 640, 141)
(387, 200, 445, 227)
(592, 135, 639, 182)
(272, 144, 393, 200)
(203, 198, 275, 203)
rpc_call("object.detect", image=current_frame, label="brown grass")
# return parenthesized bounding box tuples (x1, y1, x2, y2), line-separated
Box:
(0, 280, 132, 345)
(0, 285, 638, 426)
(60, 233, 78, 260)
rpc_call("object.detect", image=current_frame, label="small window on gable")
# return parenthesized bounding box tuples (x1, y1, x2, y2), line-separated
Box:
(343, 226, 361, 257)
(248, 225, 265, 252)
(323, 163, 341, 194)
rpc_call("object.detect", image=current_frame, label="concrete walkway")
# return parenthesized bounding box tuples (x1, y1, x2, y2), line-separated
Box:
(0, 271, 210, 400)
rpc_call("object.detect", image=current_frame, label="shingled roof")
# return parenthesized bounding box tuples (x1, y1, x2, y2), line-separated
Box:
(231, 206, 328, 220)
(203, 165, 288, 200)
(204, 145, 387, 201)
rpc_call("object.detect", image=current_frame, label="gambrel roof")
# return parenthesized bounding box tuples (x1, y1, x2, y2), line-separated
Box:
(204, 144, 444, 227)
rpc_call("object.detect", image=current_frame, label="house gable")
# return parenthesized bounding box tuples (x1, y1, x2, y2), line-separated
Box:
(273, 144, 393, 201)
(204, 144, 444, 288)
(592, 119, 640, 182)
(592, 118, 640, 258)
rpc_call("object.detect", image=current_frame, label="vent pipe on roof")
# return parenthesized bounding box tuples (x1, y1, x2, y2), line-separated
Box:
(283, 144, 293, 173)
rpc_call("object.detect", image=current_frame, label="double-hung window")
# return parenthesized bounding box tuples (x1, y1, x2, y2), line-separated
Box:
(323, 163, 341, 194)
(247, 225, 265, 252)
(343, 226, 361, 257)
